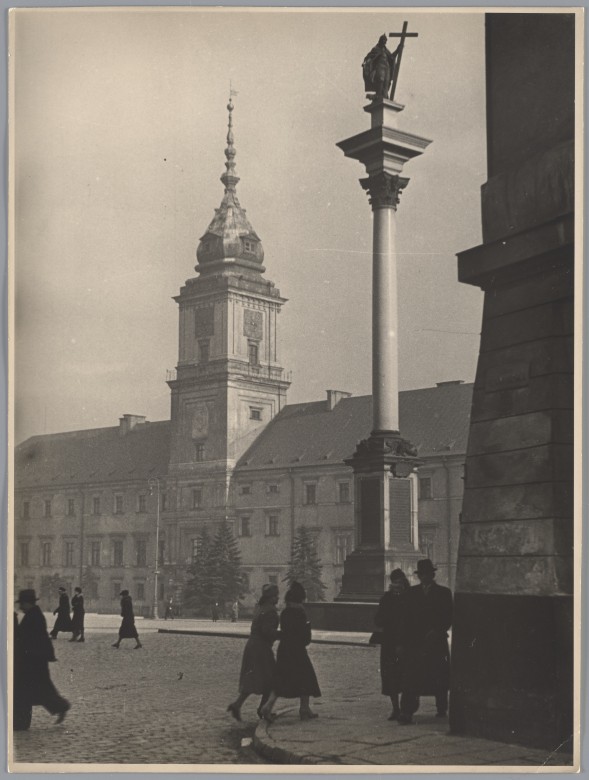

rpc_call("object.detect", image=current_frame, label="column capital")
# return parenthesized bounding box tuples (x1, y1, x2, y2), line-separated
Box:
(360, 172, 409, 210)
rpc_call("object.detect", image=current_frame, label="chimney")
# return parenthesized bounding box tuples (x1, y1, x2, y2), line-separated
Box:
(326, 390, 352, 411)
(119, 414, 147, 436)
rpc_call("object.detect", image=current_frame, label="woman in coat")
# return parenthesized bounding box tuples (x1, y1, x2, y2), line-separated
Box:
(261, 581, 321, 721)
(70, 587, 85, 642)
(374, 568, 410, 720)
(227, 584, 280, 721)
(49, 587, 73, 639)
(112, 590, 142, 649)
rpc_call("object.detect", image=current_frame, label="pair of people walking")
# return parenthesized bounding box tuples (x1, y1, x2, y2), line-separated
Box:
(375, 559, 453, 724)
(228, 581, 321, 723)
(49, 586, 85, 642)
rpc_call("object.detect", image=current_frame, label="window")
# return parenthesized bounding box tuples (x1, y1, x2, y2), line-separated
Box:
(44, 500, 52, 518)
(250, 407, 262, 421)
(199, 340, 210, 363)
(239, 517, 251, 537)
(338, 482, 350, 503)
(42, 542, 51, 567)
(192, 488, 202, 509)
(114, 494, 124, 515)
(20, 542, 29, 566)
(67, 499, 75, 516)
(137, 494, 147, 513)
(65, 541, 75, 567)
(240, 485, 251, 496)
(113, 540, 124, 567)
(419, 477, 433, 500)
(161, 492, 167, 511)
(137, 582, 145, 601)
(241, 572, 250, 592)
(158, 540, 165, 566)
(91, 541, 101, 567)
(88, 581, 99, 600)
(243, 239, 255, 253)
(92, 497, 101, 515)
(266, 516, 279, 537)
(304, 483, 317, 505)
(136, 540, 147, 567)
(248, 342, 259, 365)
(267, 484, 279, 495)
(22, 501, 30, 520)
(159, 581, 165, 600)
(335, 534, 352, 564)
(419, 530, 436, 561)
(195, 443, 205, 462)
(113, 582, 121, 599)
(191, 538, 199, 563)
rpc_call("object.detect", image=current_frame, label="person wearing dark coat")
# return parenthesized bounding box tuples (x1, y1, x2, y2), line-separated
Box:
(398, 559, 453, 724)
(260, 582, 321, 722)
(70, 587, 85, 642)
(227, 584, 280, 721)
(112, 590, 142, 649)
(49, 587, 73, 639)
(374, 568, 410, 721)
(14, 589, 70, 729)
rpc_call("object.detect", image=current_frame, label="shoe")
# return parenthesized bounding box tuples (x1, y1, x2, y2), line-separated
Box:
(388, 711, 400, 721)
(111, 643, 119, 649)
(68, 638, 77, 642)
(134, 644, 142, 649)
(398, 715, 415, 725)
(299, 710, 318, 721)
(227, 703, 241, 722)
(55, 702, 70, 724)
(77, 638, 85, 643)
(259, 708, 276, 723)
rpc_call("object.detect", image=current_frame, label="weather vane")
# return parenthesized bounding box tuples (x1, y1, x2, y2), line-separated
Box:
(362, 22, 418, 102)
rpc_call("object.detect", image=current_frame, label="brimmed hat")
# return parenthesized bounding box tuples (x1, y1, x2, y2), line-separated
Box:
(261, 583, 279, 598)
(16, 589, 39, 604)
(415, 559, 437, 575)
(58, 586, 66, 592)
(285, 581, 306, 603)
(390, 568, 408, 584)
(119, 589, 129, 596)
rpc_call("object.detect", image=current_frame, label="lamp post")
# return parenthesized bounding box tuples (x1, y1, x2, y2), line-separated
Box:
(148, 477, 161, 619)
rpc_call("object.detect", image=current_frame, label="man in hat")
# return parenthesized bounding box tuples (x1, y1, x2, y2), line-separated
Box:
(112, 590, 142, 649)
(70, 586, 85, 642)
(398, 559, 453, 724)
(14, 589, 70, 729)
(49, 586, 73, 639)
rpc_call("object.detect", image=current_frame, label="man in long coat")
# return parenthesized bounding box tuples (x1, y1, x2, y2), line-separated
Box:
(14, 589, 70, 730)
(398, 559, 453, 724)
(50, 586, 73, 639)
(70, 587, 85, 642)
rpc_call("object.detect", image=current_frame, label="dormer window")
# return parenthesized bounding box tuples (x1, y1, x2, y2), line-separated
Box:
(243, 239, 255, 254)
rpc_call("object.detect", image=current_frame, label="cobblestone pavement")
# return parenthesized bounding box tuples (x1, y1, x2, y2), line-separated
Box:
(11, 631, 269, 766)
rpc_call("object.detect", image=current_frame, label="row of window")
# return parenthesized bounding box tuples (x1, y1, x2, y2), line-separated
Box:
(17, 538, 156, 569)
(20, 492, 167, 520)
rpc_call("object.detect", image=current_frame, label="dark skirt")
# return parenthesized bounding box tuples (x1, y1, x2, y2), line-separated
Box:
(51, 613, 73, 633)
(380, 643, 402, 696)
(273, 643, 321, 699)
(238, 635, 276, 695)
(72, 611, 85, 632)
(119, 617, 139, 639)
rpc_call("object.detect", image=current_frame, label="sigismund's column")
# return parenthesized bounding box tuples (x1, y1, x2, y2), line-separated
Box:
(335, 52, 432, 599)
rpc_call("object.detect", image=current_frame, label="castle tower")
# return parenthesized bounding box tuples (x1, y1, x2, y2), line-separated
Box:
(167, 97, 290, 480)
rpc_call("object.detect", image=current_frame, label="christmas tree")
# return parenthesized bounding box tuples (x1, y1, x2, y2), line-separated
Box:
(284, 526, 327, 602)
(209, 520, 244, 605)
(183, 526, 213, 610)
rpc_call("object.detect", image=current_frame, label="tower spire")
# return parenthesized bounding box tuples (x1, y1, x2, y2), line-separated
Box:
(221, 88, 239, 193)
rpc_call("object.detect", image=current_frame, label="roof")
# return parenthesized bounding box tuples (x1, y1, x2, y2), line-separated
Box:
(15, 421, 171, 489)
(237, 382, 473, 470)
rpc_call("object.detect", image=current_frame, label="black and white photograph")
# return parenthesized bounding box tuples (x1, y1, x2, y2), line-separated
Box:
(8, 6, 582, 771)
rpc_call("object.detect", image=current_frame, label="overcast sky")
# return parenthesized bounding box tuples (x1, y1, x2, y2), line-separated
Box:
(13, 8, 486, 444)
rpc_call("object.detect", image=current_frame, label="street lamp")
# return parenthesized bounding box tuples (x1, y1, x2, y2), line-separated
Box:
(148, 477, 161, 619)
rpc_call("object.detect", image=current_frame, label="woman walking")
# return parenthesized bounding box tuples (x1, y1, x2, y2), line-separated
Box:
(49, 587, 73, 640)
(261, 581, 321, 722)
(112, 590, 142, 649)
(70, 587, 85, 642)
(227, 584, 280, 721)
(374, 568, 410, 720)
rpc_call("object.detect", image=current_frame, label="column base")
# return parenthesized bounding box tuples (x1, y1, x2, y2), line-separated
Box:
(336, 548, 421, 601)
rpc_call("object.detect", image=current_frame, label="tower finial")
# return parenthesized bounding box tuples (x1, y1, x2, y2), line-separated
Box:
(222, 84, 240, 192)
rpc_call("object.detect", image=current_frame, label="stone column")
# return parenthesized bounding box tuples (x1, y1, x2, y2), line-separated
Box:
(335, 100, 432, 599)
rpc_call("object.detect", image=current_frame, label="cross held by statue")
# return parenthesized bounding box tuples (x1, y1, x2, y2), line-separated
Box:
(388, 22, 418, 103)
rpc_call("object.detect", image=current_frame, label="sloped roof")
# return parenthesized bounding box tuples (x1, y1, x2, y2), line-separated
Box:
(237, 382, 473, 470)
(15, 421, 171, 488)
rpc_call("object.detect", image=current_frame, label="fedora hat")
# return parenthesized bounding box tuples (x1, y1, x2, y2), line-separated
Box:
(415, 558, 437, 575)
(16, 588, 39, 604)
(119, 589, 129, 596)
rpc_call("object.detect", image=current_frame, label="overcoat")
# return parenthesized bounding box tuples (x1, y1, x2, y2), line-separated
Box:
(15, 605, 68, 715)
(400, 582, 453, 695)
(238, 602, 280, 695)
(52, 593, 73, 633)
(118, 595, 139, 639)
(272, 605, 321, 699)
(71, 593, 85, 633)
(374, 589, 406, 696)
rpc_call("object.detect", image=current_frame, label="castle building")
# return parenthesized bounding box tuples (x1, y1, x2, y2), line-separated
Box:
(14, 99, 473, 614)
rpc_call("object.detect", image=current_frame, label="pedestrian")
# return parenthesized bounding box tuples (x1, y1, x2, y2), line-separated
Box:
(70, 586, 85, 642)
(112, 590, 142, 649)
(164, 597, 174, 620)
(50, 586, 73, 639)
(231, 600, 239, 623)
(14, 589, 70, 730)
(211, 602, 219, 622)
(260, 581, 321, 722)
(374, 568, 410, 720)
(227, 584, 280, 722)
(397, 559, 453, 724)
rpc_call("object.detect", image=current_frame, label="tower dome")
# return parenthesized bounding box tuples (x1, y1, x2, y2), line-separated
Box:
(196, 96, 265, 275)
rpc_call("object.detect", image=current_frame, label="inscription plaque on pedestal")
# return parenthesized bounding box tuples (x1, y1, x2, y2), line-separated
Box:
(359, 477, 381, 546)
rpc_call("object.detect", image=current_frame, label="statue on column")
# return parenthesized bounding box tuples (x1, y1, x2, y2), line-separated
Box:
(362, 34, 401, 100)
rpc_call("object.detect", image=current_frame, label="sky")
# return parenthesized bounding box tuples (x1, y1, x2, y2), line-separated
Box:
(12, 8, 487, 444)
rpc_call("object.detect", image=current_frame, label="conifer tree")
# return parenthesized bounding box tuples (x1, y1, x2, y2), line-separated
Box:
(183, 526, 213, 610)
(284, 526, 327, 602)
(210, 520, 244, 605)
